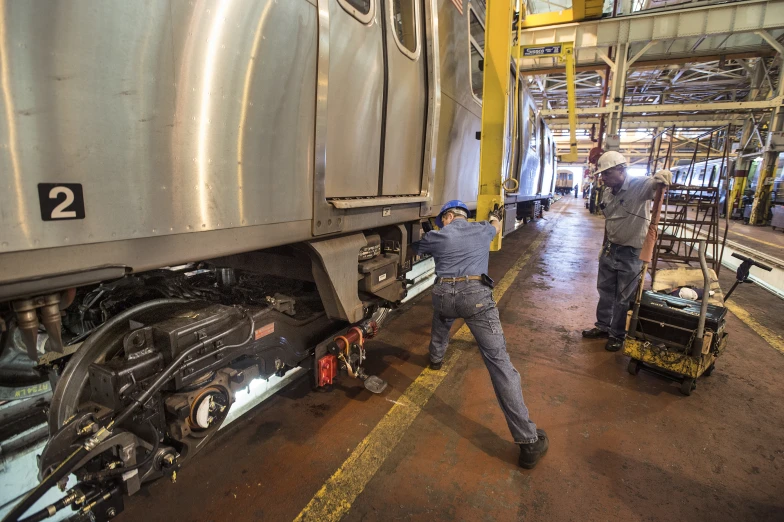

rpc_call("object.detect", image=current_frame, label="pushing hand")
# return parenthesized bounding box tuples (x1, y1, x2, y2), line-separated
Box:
(488, 206, 503, 222)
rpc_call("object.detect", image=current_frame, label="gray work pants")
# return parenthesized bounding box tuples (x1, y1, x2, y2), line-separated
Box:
(429, 280, 538, 444)
(595, 242, 643, 339)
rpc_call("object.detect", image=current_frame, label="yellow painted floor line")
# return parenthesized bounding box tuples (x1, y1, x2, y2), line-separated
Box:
(728, 230, 784, 250)
(293, 206, 567, 522)
(725, 301, 784, 355)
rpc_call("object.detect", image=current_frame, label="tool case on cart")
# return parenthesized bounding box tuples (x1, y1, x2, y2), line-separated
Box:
(630, 291, 727, 350)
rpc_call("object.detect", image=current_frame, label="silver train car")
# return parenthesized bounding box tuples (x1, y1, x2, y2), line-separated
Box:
(0, 1, 554, 519)
(670, 157, 734, 188)
(669, 156, 733, 212)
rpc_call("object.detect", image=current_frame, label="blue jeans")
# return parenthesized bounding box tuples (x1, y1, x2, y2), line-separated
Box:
(429, 280, 539, 444)
(595, 242, 643, 339)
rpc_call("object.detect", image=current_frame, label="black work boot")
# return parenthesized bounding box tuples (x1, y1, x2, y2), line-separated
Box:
(605, 337, 624, 352)
(582, 327, 609, 339)
(429, 360, 443, 371)
(519, 429, 549, 470)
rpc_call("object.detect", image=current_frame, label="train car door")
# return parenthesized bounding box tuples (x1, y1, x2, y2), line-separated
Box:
(379, 0, 427, 195)
(325, 0, 384, 198)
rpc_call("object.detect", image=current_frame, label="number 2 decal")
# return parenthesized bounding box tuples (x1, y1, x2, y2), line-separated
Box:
(37, 183, 86, 221)
(49, 187, 77, 218)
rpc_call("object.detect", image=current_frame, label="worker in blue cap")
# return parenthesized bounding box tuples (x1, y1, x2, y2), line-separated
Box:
(412, 200, 548, 469)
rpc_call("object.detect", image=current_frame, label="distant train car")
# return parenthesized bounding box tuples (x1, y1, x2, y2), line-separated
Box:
(670, 156, 734, 212)
(555, 169, 575, 195)
(670, 158, 733, 188)
(0, 2, 557, 518)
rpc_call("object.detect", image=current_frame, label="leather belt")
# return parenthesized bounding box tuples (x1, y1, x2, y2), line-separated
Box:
(436, 275, 483, 284)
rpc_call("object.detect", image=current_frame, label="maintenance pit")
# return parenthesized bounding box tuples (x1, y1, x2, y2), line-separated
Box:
(113, 197, 784, 521)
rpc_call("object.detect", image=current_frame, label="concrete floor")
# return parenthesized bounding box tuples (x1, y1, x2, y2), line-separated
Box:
(120, 197, 784, 522)
(724, 217, 784, 260)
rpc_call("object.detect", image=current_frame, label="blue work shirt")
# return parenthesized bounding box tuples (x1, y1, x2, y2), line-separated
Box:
(412, 218, 497, 277)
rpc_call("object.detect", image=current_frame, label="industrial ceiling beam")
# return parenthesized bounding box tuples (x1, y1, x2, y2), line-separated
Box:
(519, 50, 776, 75)
(518, 0, 784, 54)
(541, 97, 781, 115)
(547, 118, 738, 129)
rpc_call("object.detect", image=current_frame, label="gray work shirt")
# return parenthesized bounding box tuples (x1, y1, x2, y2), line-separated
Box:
(601, 175, 659, 249)
(412, 219, 496, 277)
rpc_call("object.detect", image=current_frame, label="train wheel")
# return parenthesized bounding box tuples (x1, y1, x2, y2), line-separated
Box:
(48, 299, 190, 431)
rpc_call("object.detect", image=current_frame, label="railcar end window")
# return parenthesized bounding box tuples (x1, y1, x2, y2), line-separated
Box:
(468, 7, 485, 102)
(469, 10, 485, 53)
(470, 43, 483, 101)
(345, 0, 370, 14)
(339, 0, 373, 23)
(391, 0, 419, 58)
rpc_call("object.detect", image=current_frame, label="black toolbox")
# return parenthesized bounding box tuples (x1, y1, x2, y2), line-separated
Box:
(630, 291, 727, 350)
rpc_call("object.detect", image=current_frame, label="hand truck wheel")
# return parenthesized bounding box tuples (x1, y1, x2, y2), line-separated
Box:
(680, 378, 696, 396)
(627, 359, 641, 376)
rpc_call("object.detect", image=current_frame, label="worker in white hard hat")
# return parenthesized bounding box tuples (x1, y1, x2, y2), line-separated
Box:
(582, 151, 672, 351)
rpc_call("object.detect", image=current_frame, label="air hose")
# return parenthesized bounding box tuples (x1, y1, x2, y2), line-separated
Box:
(1, 446, 87, 522)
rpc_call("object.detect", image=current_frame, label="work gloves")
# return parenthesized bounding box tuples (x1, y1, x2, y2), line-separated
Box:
(489, 207, 503, 222)
(653, 169, 673, 186)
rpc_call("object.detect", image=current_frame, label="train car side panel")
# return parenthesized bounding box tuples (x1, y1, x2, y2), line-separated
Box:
(431, 0, 483, 210)
(516, 88, 541, 197)
(0, 0, 317, 254)
(432, 96, 481, 209)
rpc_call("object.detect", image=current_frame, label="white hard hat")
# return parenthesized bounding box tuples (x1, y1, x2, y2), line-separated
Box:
(596, 151, 627, 174)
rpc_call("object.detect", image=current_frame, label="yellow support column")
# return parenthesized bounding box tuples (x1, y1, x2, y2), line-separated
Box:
(477, 0, 514, 252)
(516, 43, 578, 162)
(561, 42, 578, 163)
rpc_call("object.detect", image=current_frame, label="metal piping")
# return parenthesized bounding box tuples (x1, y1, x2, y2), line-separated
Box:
(693, 240, 710, 357)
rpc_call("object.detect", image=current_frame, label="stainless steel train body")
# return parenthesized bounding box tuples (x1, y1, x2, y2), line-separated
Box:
(670, 156, 734, 211)
(0, 1, 554, 519)
(670, 157, 734, 189)
(0, 0, 551, 287)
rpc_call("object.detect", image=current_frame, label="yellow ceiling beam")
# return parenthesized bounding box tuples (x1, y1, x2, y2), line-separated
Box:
(520, 0, 603, 28)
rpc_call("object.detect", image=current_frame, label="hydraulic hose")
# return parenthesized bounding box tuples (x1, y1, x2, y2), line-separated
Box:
(10, 420, 159, 521)
(6, 303, 253, 522)
(16, 487, 81, 522)
(1, 446, 87, 522)
(82, 419, 160, 481)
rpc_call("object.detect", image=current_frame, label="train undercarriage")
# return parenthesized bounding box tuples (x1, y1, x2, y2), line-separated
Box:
(0, 229, 421, 522)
